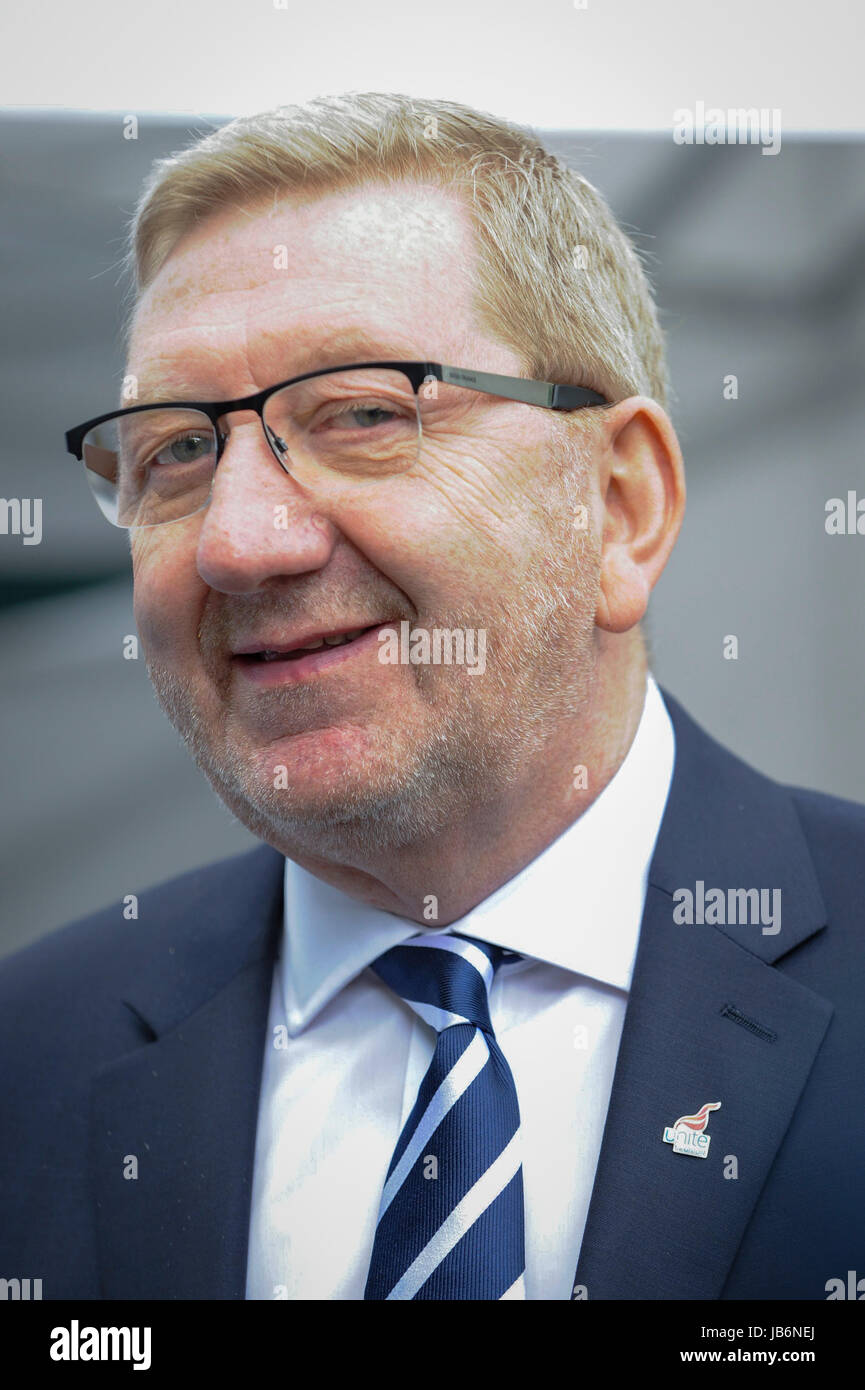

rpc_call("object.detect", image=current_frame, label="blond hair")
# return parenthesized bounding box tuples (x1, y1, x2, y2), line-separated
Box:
(126, 91, 669, 408)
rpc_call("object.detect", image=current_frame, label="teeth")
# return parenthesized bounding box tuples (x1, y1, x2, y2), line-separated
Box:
(257, 627, 372, 660)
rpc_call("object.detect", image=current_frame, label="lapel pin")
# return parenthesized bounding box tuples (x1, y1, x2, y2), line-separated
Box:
(662, 1101, 721, 1158)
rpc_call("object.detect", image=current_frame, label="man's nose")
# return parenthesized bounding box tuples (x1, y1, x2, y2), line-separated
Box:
(195, 415, 338, 594)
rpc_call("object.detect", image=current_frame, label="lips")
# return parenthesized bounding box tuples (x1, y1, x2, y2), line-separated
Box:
(234, 623, 383, 663)
(231, 621, 395, 685)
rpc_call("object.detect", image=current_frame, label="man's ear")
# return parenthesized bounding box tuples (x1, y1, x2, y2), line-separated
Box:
(593, 396, 686, 633)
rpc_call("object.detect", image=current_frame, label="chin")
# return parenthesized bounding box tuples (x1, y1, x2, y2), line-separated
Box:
(207, 746, 454, 858)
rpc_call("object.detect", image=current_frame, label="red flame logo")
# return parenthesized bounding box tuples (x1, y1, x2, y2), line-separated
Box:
(673, 1101, 721, 1133)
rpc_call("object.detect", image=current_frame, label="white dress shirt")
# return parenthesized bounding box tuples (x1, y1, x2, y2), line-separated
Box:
(245, 674, 675, 1300)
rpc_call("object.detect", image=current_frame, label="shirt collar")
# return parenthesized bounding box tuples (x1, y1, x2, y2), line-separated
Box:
(280, 673, 675, 1035)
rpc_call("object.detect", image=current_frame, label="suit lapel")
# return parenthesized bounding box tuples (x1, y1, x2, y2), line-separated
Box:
(90, 843, 284, 1299)
(574, 692, 833, 1300)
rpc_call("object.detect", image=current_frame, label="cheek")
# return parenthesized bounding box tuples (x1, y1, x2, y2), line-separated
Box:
(366, 434, 537, 557)
(416, 445, 560, 587)
(368, 503, 496, 617)
(131, 529, 203, 658)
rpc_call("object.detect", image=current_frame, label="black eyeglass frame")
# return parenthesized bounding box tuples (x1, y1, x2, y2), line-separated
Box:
(64, 361, 609, 464)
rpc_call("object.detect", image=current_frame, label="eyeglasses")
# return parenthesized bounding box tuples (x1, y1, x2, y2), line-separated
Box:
(64, 360, 608, 529)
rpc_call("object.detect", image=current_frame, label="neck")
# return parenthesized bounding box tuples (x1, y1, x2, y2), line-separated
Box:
(278, 634, 649, 925)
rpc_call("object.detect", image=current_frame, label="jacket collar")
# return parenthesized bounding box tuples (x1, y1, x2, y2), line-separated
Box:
(119, 840, 285, 1039)
(650, 690, 826, 962)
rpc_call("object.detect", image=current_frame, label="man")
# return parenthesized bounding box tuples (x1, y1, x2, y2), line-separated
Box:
(1, 92, 862, 1301)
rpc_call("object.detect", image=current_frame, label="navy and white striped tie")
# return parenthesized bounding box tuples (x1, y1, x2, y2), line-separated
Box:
(363, 931, 526, 1300)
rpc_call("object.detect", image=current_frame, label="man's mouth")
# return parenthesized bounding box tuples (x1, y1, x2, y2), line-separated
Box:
(251, 625, 377, 662)
(232, 622, 391, 684)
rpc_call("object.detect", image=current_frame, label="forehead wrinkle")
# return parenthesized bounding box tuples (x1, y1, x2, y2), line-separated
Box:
(128, 318, 433, 405)
(133, 263, 465, 351)
(127, 313, 250, 404)
(129, 288, 479, 404)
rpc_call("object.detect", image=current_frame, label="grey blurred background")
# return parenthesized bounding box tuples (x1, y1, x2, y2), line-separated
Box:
(1, 110, 863, 958)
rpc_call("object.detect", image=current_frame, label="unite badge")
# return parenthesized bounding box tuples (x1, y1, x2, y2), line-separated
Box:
(662, 1101, 721, 1158)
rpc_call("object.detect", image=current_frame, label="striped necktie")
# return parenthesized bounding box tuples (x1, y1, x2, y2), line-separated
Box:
(363, 931, 526, 1300)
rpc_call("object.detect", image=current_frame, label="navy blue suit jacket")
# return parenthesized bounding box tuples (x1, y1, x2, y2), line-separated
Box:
(1, 690, 863, 1299)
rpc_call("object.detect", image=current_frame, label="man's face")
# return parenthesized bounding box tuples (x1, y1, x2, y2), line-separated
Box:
(128, 182, 602, 860)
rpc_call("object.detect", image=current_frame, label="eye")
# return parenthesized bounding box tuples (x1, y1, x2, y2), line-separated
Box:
(321, 400, 405, 431)
(151, 430, 215, 467)
(345, 405, 397, 428)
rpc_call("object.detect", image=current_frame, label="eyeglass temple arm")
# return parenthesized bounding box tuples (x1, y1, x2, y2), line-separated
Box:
(436, 364, 607, 409)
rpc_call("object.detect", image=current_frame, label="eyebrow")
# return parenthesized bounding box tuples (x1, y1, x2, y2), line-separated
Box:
(128, 331, 425, 407)
(131, 377, 217, 407)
